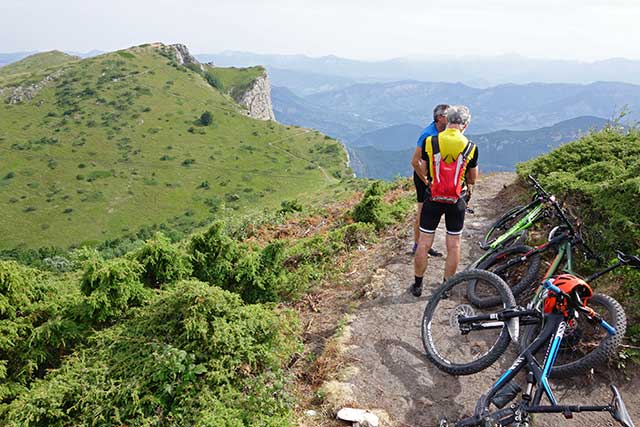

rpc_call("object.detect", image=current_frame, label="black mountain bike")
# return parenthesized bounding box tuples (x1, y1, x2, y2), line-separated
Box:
(421, 251, 638, 376)
(436, 278, 635, 427)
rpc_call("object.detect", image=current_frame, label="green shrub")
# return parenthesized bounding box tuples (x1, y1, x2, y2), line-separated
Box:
(0, 261, 85, 402)
(130, 233, 192, 288)
(517, 127, 640, 252)
(204, 72, 223, 90)
(189, 222, 240, 287)
(279, 199, 303, 214)
(80, 256, 147, 322)
(2, 280, 299, 426)
(199, 111, 213, 126)
(351, 181, 391, 230)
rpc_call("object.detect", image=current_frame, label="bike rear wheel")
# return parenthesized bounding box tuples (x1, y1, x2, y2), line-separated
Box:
(520, 293, 626, 379)
(470, 245, 542, 308)
(422, 269, 516, 376)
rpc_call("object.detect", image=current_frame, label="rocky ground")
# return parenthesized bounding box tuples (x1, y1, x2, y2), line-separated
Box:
(306, 172, 639, 427)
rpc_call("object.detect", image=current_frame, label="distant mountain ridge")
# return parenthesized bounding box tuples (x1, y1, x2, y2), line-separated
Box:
(305, 80, 639, 135)
(348, 116, 609, 179)
(197, 51, 640, 87)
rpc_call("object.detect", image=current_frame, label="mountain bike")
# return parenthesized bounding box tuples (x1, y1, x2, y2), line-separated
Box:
(422, 251, 638, 377)
(466, 175, 565, 294)
(436, 278, 635, 427)
(468, 177, 592, 308)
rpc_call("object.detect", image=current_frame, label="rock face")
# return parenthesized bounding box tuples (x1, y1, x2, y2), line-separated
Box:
(170, 43, 199, 67)
(0, 69, 63, 103)
(234, 73, 276, 121)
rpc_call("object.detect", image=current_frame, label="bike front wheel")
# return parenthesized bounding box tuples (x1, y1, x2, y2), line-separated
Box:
(422, 269, 516, 376)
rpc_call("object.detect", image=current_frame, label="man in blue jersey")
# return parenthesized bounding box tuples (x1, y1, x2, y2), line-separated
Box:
(410, 104, 449, 257)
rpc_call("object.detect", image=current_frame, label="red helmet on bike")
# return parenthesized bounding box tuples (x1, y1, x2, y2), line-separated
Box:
(543, 274, 593, 315)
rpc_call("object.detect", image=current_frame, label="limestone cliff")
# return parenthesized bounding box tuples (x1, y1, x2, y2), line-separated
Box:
(170, 43, 201, 69)
(233, 73, 276, 121)
(166, 43, 275, 121)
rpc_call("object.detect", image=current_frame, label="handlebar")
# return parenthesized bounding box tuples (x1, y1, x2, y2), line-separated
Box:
(527, 175, 551, 199)
(616, 250, 640, 268)
(528, 175, 580, 237)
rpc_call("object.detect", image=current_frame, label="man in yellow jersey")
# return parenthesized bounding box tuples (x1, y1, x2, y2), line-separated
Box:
(411, 105, 478, 297)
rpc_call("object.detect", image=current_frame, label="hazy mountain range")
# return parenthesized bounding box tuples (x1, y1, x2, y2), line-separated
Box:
(348, 116, 609, 179)
(197, 51, 640, 89)
(272, 80, 636, 141)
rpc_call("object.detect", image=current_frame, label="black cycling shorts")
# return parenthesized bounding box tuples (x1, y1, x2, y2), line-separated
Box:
(419, 197, 466, 235)
(413, 172, 427, 203)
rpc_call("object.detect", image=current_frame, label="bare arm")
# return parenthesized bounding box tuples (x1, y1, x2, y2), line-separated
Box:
(411, 147, 428, 184)
(466, 166, 478, 185)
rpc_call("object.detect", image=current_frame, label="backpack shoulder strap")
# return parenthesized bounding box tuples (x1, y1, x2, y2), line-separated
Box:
(453, 141, 475, 184)
(460, 140, 474, 161)
(431, 134, 441, 155)
(430, 134, 442, 183)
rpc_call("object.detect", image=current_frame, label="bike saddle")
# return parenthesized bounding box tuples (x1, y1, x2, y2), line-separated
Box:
(610, 384, 635, 427)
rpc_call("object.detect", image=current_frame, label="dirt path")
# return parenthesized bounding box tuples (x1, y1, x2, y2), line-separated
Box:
(335, 172, 639, 427)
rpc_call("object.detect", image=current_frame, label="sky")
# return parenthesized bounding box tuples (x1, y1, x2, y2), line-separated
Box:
(2, 0, 640, 61)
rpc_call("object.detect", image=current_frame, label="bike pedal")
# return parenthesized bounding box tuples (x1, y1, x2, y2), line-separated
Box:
(562, 408, 573, 419)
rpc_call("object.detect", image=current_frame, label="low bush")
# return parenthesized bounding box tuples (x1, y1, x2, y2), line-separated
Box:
(2, 281, 299, 426)
(79, 255, 147, 323)
(130, 233, 192, 288)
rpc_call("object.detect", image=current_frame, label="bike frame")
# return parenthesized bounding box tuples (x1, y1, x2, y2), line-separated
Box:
(455, 312, 616, 427)
(469, 200, 548, 269)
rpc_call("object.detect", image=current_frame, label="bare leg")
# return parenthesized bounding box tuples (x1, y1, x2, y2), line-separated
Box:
(414, 202, 423, 246)
(444, 234, 462, 279)
(414, 231, 435, 277)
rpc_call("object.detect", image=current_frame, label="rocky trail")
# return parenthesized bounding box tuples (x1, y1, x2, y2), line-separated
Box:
(308, 172, 639, 427)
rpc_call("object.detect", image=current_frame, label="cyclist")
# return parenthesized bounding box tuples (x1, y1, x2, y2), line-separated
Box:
(412, 105, 478, 297)
(410, 104, 449, 257)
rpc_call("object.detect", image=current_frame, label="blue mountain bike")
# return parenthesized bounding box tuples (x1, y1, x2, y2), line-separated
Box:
(436, 278, 635, 427)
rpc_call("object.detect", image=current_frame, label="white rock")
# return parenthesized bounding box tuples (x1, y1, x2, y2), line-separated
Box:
(304, 409, 319, 417)
(337, 408, 379, 427)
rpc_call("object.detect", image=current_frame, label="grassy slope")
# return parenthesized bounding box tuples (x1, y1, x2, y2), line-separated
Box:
(0, 51, 79, 86)
(205, 64, 265, 93)
(0, 45, 350, 249)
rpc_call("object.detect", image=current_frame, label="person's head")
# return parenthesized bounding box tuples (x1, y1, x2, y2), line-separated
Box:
(446, 105, 471, 132)
(433, 104, 450, 131)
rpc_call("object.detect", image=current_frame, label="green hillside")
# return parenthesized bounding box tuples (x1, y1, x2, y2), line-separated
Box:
(0, 51, 79, 86)
(0, 44, 350, 249)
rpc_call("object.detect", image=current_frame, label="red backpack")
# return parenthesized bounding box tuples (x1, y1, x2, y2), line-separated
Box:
(429, 134, 475, 204)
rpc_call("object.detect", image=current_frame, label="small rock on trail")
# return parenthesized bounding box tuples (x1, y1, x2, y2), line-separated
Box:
(338, 172, 640, 427)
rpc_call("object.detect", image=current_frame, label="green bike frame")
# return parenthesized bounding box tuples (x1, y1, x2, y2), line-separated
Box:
(470, 202, 547, 269)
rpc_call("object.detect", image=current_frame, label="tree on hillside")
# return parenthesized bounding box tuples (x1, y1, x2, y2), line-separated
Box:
(199, 111, 213, 126)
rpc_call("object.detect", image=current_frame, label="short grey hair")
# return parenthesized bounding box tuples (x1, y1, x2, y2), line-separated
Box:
(433, 104, 450, 120)
(447, 105, 471, 125)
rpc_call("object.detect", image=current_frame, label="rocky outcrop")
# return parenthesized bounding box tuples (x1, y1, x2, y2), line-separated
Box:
(234, 73, 276, 121)
(170, 44, 202, 70)
(164, 42, 274, 121)
(0, 69, 63, 103)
